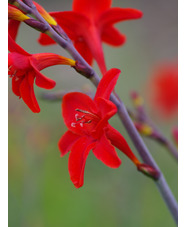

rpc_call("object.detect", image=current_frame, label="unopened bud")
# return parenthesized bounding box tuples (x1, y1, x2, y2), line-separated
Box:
(25, 18, 48, 33)
(22, 0, 34, 7)
(74, 62, 93, 79)
(131, 91, 144, 107)
(135, 122, 153, 136)
(137, 163, 160, 180)
(33, 1, 57, 26)
(8, 4, 30, 21)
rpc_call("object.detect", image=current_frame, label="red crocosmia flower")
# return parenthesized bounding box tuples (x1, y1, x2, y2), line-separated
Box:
(38, 0, 143, 75)
(148, 62, 178, 118)
(8, 34, 76, 113)
(58, 68, 157, 188)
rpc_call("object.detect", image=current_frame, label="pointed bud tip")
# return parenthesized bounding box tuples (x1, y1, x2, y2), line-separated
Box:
(137, 164, 160, 180)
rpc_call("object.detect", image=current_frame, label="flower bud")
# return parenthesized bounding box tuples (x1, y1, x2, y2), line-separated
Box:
(24, 18, 48, 33)
(137, 163, 160, 180)
(33, 1, 57, 26)
(131, 91, 144, 108)
(8, 4, 29, 21)
(135, 122, 153, 136)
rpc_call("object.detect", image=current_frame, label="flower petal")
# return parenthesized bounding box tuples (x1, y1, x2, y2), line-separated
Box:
(105, 125, 140, 166)
(12, 76, 24, 97)
(93, 98, 117, 138)
(96, 97, 117, 117)
(8, 19, 21, 41)
(50, 11, 90, 39)
(73, 0, 111, 18)
(99, 8, 143, 27)
(74, 40, 93, 66)
(19, 72, 40, 113)
(38, 33, 56, 46)
(93, 133, 121, 168)
(8, 52, 30, 70)
(34, 67, 56, 89)
(68, 136, 95, 188)
(94, 68, 120, 101)
(58, 130, 80, 157)
(62, 92, 98, 134)
(83, 26, 107, 75)
(8, 33, 30, 55)
(31, 53, 76, 71)
(102, 25, 126, 46)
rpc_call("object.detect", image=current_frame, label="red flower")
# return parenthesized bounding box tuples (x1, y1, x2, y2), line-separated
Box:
(58, 68, 158, 188)
(8, 34, 76, 113)
(38, 0, 143, 75)
(148, 62, 178, 118)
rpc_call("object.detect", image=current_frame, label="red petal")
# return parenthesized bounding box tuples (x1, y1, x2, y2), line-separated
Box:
(50, 11, 90, 39)
(38, 33, 56, 46)
(106, 125, 140, 166)
(83, 26, 107, 75)
(73, 0, 111, 18)
(9, 52, 30, 70)
(12, 76, 24, 97)
(74, 40, 93, 66)
(68, 136, 95, 188)
(99, 8, 143, 27)
(93, 98, 117, 138)
(93, 133, 121, 168)
(96, 97, 117, 117)
(58, 130, 80, 157)
(8, 34, 30, 55)
(62, 92, 98, 134)
(19, 72, 40, 113)
(34, 67, 56, 89)
(94, 68, 120, 100)
(8, 20, 21, 41)
(102, 25, 126, 46)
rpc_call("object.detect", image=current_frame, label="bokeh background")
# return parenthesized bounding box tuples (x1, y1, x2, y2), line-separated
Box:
(8, 0, 178, 226)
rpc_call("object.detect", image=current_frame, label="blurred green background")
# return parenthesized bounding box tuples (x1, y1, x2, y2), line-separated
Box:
(8, 0, 178, 226)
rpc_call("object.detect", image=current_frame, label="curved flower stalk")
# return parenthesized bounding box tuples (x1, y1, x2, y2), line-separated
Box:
(147, 62, 178, 119)
(38, 0, 143, 75)
(58, 68, 159, 188)
(8, 34, 76, 113)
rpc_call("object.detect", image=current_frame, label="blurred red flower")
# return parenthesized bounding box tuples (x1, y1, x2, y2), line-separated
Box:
(38, 0, 143, 75)
(148, 62, 178, 119)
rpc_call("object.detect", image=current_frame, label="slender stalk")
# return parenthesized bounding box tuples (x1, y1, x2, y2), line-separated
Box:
(14, 0, 178, 224)
(147, 118, 178, 160)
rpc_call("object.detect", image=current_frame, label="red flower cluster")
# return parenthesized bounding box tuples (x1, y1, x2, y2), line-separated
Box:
(148, 62, 178, 118)
(38, 0, 143, 74)
(8, 1, 158, 188)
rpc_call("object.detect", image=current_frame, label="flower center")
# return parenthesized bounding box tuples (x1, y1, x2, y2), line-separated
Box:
(71, 109, 100, 128)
